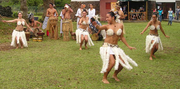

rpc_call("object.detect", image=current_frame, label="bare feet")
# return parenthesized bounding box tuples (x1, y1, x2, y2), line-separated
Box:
(21, 46, 24, 49)
(16, 47, 19, 49)
(85, 46, 88, 49)
(149, 56, 153, 60)
(79, 48, 82, 50)
(112, 75, 120, 81)
(102, 79, 109, 84)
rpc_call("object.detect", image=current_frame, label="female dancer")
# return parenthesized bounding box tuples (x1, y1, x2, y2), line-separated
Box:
(88, 4, 95, 22)
(2, 12, 33, 49)
(94, 11, 137, 84)
(140, 13, 169, 60)
(76, 9, 94, 50)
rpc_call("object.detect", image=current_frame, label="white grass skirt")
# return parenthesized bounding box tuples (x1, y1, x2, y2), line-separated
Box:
(75, 28, 94, 46)
(100, 43, 138, 73)
(146, 35, 163, 53)
(11, 30, 28, 47)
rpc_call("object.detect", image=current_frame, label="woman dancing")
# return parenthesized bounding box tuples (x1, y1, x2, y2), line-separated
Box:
(94, 11, 137, 84)
(2, 12, 33, 49)
(76, 9, 94, 50)
(140, 13, 169, 60)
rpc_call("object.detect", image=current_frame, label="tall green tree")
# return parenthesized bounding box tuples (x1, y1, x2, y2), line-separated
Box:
(20, 0, 28, 20)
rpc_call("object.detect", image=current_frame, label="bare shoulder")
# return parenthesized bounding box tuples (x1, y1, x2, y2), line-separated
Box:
(157, 21, 161, 24)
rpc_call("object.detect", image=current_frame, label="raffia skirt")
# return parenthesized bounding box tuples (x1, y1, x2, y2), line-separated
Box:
(11, 30, 28, 47)
(75, 28, 94, 46)
(145, 34, 163, 53)
(100, 43, 138, 73)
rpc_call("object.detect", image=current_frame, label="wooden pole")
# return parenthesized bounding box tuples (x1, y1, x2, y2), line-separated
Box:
(146, 1, 148, 21)
(128, 1, 129, 20)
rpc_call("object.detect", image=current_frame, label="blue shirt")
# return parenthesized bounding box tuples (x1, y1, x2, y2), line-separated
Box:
(89, 21, 101, 33)
(168, 11, 173, 16)
(158, 10, 163, 15)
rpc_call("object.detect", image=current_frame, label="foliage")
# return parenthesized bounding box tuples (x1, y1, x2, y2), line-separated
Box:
(54, 0, 71, 7)
(12, 12, 18, 18)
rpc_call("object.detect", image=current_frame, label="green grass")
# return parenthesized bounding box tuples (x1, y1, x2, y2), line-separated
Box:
(0, 19, 180, 89)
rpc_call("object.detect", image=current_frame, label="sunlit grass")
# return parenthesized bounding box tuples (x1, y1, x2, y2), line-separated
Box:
(0, 19, 180, 88)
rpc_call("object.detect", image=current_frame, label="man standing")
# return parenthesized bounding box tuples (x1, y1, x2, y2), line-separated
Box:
(46, 3, 59, 39)
(62, 4, 75, 40)
(176, 6, 180, 20)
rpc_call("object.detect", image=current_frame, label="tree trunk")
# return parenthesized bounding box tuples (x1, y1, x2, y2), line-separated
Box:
(42, 0, 54, 20)
(20, 0, 28, 20)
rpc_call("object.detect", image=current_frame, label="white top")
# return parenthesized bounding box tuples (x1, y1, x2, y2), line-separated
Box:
(88, 9, 95, 20)
(17, 21, 25, 26)
(75, 8, 83, 18)
(60, 11, 64, 19)
(150, 25, 160, 30)
(107, 29, 122, 36)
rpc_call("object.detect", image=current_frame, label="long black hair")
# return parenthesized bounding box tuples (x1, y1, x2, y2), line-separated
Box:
(108, 11, 116, 20)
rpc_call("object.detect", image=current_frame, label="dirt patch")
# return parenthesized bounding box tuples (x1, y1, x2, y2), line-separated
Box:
(0, 43, 15, 51)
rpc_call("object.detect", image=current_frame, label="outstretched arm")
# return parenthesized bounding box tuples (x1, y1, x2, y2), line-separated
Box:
(140, 21, 151, 34)
(2, 19, 17, 23)
(159, 22, 169, 38)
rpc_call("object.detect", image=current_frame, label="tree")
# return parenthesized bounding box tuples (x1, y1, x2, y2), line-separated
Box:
(20, 0, 28, 20)
(42, 0, 54, 20)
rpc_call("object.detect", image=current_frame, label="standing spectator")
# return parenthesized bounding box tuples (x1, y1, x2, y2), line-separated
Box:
(176, 6, 180, 20)
(88, 4, 95, 22)
(158, 8, 163, 22)
(167, 8, 173, 26)
(75, 4, 85, 29)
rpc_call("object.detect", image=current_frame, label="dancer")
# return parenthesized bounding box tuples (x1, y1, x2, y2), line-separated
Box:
(88, 4, 95, 22)
(2, 12, 33, 49)
(62, 4, 75, 40)
(76, 9, 94, 50)
(140, 13, 170, 60)
(167, 8, 173, 26)
(75, 4, 85, 29)
(115, 4, 126, 34)
(95, 11, 137, 84)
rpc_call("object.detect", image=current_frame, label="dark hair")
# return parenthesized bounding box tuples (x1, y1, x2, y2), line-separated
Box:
(152, 12, 158, 17)
(108, 11, 116, 20)
(49, 3, 53, 6)
(91, 17, 95, 22)
(82, 9, 88, 14)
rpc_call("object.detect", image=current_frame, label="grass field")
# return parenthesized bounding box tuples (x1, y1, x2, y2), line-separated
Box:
(0, 19, 180, 89)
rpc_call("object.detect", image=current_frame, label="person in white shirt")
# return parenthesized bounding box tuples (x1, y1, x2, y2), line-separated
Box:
(88, 4, 95, 22)
(59, 10, 64, 37)
(75, 4, 84, 29)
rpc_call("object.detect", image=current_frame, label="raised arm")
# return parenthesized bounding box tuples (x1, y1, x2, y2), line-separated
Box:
(140, 21, 151, 34)
(62, 9, 66, 17)
(119, 11, 125, 19)
(78, 18, 83, 25)
(159, 22, 169, 38)
(120, 25, 136, 50)
(69, 8, 73, 13)
(37, 21, 42, 29)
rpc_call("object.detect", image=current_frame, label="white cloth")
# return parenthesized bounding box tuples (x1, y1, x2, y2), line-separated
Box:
(42, 13, 57, 30)
(146, 35, 163, 53)
(100, 43, 138, 73)
(88, 9, 95, 22)
(42, 16, 49, 30)
(60, 11, 64, 34)
(11, 30, 28, 47)
(76, 28, 94, 46)
(75, 8, 82, 29)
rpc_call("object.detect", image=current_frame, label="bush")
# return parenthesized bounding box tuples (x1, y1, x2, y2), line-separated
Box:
(12, 12, 18, 18)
